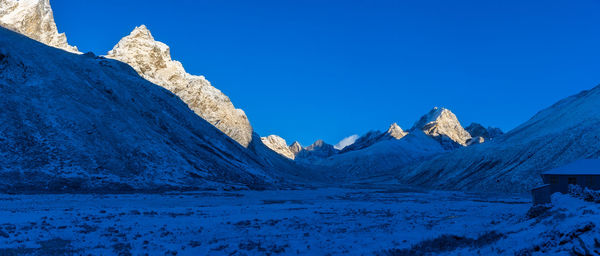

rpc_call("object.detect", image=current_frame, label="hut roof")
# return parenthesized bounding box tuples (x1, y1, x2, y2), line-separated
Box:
(543, 159, 600, 175)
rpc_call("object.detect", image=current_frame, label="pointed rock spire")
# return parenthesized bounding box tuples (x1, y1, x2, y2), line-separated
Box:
(386, 123, 407, 139)
(411, 107, 471, 148)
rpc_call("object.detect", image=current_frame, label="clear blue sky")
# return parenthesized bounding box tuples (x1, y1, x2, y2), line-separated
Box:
(52, 0, 600, 146)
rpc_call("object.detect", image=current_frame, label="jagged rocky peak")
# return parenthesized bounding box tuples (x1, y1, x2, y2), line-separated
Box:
(261, 135, 295, 160)
(0, 0, 78, 53)
(107, 25, 253, 147)
(386, 123, 407, 139)
(289, 141, 303, 156)
(411, 107, 471, 148)
(465, 123, 503, 140)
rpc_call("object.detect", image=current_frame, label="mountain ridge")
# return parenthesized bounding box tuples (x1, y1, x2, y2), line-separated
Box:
(0, 26, 320, 192)
(106, 25, 253, 147)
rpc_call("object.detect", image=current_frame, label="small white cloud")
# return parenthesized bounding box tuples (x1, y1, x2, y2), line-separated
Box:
(334, 134, 359, 150)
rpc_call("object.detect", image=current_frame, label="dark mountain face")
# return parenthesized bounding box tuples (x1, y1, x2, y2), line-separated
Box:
(465, 123, 504, 140)
(0, 27, 314, 193)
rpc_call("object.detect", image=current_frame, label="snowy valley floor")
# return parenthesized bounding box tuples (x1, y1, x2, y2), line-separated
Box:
(0, 187, 598, 255)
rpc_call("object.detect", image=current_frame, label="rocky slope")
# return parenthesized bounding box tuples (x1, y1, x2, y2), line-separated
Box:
(0, 27, 317, 192)
(106, 25, 253, 147)
(411, 107, 472, 149)
(398, 85, 600, 192)
(0, 0, 78, 53)
(261, 135, 295, 160)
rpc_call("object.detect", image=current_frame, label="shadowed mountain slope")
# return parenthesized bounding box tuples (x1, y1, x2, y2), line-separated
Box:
(0, 27, 315, 193)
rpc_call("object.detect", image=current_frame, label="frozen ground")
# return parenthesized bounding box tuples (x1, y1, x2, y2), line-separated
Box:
(0, 187, 598, 255)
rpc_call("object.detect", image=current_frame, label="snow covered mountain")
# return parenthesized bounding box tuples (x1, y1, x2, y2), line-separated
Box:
(309, 131, 445, 180)
(410, 107, 472, 149)
(295, 140, 339, 161)
(106, 25, 253, 147)
(280, 122, 443, 180)
(0, 1, 251, 147)
(0, 0, 78, 53)
(342, 108, 471, 155)
(0, 27, 316, 192)
(341, 123, 408, 153)
(306, 109, 505, 180)
(398, 85, 600, 192)
(260, 135, 295, 159)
